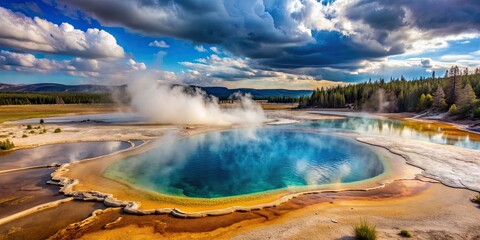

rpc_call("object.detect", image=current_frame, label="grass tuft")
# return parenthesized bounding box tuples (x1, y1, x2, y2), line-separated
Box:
(399, 229, 412, 238)
(472, 194, 480, 204)
(54, 128, 61, 133)
(353, 219, 377, 240)
(0, 139, 15, 150)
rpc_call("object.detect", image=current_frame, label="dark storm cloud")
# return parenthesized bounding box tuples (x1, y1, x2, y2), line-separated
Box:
(257, 30, 403, 69)
(351, 0, 480, 36)
(58, 0, 307, 45)
(347, 1, 406, 31)
(420, 59, 432, 68)
(59, 0, 480, 76)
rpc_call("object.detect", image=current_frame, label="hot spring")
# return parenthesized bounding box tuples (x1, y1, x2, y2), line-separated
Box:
(104, 129, 384, 198)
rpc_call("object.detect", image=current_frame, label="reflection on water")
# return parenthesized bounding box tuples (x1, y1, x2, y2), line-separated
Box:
(105, 129, 384, 198)
(287, 115, 480, 150)
(0, 141, 131, 170)
(0, 168, 63, 219)
(6, 113, 146, 124)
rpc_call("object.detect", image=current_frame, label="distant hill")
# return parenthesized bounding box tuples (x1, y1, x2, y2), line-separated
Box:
(0, 83, 117, 93)
(0, 83, 312, 99)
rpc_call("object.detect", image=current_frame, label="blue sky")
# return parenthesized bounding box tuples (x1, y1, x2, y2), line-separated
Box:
(0, 0, 479, 90)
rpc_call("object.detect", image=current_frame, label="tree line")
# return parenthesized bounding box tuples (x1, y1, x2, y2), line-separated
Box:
(0, 92, 115, 105)
(300, 66, 480, 119)
(266, 96, 301, 103)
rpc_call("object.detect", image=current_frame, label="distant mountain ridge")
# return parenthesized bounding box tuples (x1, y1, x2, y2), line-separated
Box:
(0, 83, 116, 93)
(0, 83, 312, 98)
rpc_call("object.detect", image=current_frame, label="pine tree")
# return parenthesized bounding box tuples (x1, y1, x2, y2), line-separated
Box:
(433, 86, 448, 109)
(445, 66, 461, 105)
(456, 80, 476, 106)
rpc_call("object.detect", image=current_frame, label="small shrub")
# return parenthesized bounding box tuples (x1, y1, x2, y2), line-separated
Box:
(30, 130, 35, 134)
(22, 134, 28, 138)
(40, 119, 44, 124)
(353, 220, 377, 240)
(26, 124, 32, 130)
(42, 129, 47, 133)
(448, 104, 457, 114)
(474, 107, 480, 119)
(0, 139, 15, 150)
(472, 194, 480, 204)
(399, 229, 412, 238)
(54, 128, 61, 133)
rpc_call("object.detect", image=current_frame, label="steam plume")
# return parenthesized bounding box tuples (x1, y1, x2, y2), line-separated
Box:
(127, 78, 266, 125)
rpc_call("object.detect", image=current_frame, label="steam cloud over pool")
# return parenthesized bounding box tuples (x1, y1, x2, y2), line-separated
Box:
(127, 78, 266, 125)
(105, 129, 384, 198)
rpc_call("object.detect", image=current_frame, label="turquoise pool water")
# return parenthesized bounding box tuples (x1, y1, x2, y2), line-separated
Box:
(105, 129, 384, 198)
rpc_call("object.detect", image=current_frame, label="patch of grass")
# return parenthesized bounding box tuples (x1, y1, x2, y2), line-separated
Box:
(353, 220, 377, 240)
(0, 139, 15, 150)
(26, 124, 32, 130)
(399, 229, 412, 238)
(22, 134, 28, 138)
(0, 104, 116, 123)
(29, 130, 35, 134)
(54, 128, 61, 133)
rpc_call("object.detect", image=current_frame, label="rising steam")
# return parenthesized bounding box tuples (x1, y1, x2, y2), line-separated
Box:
(362, 88, 398, 113)
(127, 78, 266, 125)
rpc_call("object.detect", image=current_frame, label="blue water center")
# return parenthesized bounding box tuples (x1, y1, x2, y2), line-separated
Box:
(105, 129, 384, 198)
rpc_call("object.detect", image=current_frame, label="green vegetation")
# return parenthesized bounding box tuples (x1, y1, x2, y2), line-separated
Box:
(0, 92, 114, 105)
(399, 229, 412, 238)
(300, 67, 480, 119)
(472, 194, 480, 204)
(267, 96, 301, 103)
(0, 139, 15, 150)
(54, 128, 61, 133)
(26, 124, 32, 130)
(0, 104, 116, 123)
(353, 220, 377, 240)
(449, 104, 458, 113)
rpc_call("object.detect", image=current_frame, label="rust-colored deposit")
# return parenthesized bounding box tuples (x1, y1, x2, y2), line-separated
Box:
(49, 179, 440, 240)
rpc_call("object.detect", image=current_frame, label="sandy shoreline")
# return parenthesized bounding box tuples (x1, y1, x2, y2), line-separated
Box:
(1, 109, 480, 239)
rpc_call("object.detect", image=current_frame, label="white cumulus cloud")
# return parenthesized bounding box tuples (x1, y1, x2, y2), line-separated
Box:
(0, 6, 125, 59)
(0, 50, 146, 80)
(194, 45, 207, 52)
(148, 40, 170, 48)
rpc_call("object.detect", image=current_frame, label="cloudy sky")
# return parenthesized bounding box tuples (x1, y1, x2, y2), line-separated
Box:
(0, 0, 479, 90)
